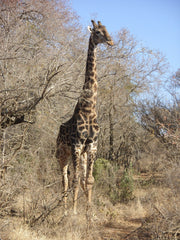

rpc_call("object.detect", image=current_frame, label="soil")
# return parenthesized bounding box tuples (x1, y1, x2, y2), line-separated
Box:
(100, 218, 151, 240)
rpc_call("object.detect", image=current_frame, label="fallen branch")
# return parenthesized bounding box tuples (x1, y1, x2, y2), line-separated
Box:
(29, 188, 73, 227)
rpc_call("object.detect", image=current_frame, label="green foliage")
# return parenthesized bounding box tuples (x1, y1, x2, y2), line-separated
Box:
(93, 158, 112, 181)
(119, 168, 134, 203)
(94, 158, 134, 204)
(93, 158, 119, 204)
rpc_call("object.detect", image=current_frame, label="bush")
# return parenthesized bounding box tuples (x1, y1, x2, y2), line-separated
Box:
(119, 167, 134, 203)
(94, 158, 119, 204)
(94, 158, 134, 204)
(93, 158, 112, 181)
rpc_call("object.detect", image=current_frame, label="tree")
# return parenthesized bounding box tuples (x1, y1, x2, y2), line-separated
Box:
(96, 29, 168, 167)
(0, 0, 84, 169)
(138, 69, 180, 163)
(0, 0, 82, 128)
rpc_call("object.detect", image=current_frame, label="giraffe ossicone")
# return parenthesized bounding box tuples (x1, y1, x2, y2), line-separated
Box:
(56, 20, 113, 214)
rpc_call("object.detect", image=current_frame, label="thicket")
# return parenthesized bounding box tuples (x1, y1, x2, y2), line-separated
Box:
(0, 0, 179, 239)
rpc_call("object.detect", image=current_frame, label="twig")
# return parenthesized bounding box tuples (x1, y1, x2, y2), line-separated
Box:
(30, 188, 73, 227)
(153, 204, 166, 219)
(124, 224, 144, 239)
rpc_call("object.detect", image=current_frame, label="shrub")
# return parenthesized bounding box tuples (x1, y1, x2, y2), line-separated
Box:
(93, 158, 112, 181)
(119, 167, 134, 203)
(94, 158, 135, 204)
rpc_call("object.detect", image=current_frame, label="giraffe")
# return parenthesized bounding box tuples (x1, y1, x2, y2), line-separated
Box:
(56, 20, 113, 214)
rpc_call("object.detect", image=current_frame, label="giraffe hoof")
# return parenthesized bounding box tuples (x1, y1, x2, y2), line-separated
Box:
(87, 176, 94, 185)
(73, 209, 78, 215)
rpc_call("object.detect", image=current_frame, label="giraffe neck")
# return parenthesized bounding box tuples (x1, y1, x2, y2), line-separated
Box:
(78, 36, 97, 113)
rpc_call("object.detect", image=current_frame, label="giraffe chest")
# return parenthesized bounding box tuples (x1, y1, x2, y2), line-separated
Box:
(59, 112, 99, 146)
(76, 112, 99, 143)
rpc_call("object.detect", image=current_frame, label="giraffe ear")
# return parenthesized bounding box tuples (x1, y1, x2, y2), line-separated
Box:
(88, 26, 92, 33)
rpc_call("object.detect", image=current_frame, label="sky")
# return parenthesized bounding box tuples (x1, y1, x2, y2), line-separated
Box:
(71, 0, 180, 73)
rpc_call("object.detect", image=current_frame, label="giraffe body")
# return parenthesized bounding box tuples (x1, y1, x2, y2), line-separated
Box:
(56, 20, 113, 214)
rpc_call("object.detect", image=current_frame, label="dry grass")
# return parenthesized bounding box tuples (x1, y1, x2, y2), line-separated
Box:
(10, 222, 49, 240)
(1, 205, 101, 240)
(1, 187, 179, 240)
(0, 157, 180, 240)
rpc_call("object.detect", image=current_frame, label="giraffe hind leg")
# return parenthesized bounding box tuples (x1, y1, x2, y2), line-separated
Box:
(61, 163, 69, 215)
(57, 144, 71, 215)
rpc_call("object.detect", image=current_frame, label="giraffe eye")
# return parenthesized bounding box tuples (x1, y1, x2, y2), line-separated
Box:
(95, 30, 101, 35)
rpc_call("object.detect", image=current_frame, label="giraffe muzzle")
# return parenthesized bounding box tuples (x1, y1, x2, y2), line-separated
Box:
(107, 40, 114, 46)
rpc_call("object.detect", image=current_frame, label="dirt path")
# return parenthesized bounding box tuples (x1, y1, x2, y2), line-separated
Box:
(100, 218, 151, 240)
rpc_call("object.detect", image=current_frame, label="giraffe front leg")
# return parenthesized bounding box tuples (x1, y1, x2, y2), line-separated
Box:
(72, 146, 81, 214)
(80, 152, 88, 196)
(86, 143, 97, 205)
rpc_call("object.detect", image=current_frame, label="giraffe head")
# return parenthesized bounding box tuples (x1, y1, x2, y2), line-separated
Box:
(88, 20, 114, 46)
